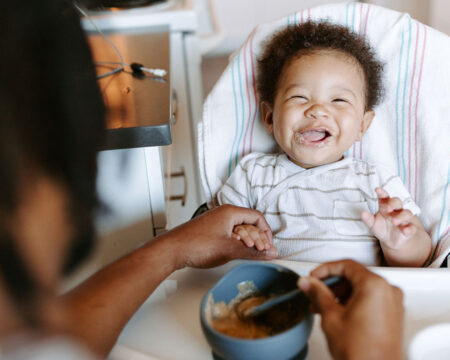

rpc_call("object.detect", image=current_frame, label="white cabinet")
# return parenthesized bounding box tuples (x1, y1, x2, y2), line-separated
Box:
(63, 147, 167, 289)
(64, 4, 204, 290)
(163, 32, 203, 229)
(96, 147, 166, 236)
(82, 4, 205, 229)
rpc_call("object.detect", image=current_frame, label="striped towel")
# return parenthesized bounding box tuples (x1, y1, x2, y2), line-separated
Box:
(198, 2, 450, 267)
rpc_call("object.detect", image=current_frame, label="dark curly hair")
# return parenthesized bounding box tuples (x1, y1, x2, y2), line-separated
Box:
(257, 21, 384, 110)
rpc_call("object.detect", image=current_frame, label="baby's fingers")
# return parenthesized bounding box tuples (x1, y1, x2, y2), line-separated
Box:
(398, 223, 417, 237)
(376, 188, 403, 215)
(231, 233, 240, 241)
(389, 209, 414, 226)
(389, 209, 417, 236)
(250, 228, 271, 251)
(375, 187, 389, 199)
(233, 225, 271, 251)
(233, 227, 255, 248)
(361, 210, 375, 230)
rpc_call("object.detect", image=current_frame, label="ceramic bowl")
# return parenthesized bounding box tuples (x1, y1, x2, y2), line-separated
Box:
(200, 262, 313, 360)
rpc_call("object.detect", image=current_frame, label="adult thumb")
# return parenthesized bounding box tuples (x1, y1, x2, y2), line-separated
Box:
(298, 276, 340, 314)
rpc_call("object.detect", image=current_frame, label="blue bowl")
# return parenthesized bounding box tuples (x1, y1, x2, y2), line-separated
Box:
(200, 262, 313, 360)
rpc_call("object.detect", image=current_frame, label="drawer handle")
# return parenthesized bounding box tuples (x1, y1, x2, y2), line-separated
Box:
(171, 89, 178, 125)
(166, 166, 187, 206)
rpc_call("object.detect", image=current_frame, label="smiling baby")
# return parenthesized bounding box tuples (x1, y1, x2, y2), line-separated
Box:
(216, 21, 432, 267)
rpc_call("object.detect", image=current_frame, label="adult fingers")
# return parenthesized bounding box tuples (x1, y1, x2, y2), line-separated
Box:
(392, 285, 405, 305)
(298, 276, 341, 315)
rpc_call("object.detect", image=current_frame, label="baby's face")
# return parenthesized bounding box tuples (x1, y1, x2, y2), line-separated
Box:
(262, 50, 374, 168)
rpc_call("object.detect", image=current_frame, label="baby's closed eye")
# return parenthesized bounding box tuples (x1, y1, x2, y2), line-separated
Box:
(288, 95, 308, 103)
(332, 98, 349, 103)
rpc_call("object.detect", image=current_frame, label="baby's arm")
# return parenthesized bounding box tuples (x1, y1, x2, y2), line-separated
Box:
(361, 187, 432, 267)
(232, 224, 273, 251)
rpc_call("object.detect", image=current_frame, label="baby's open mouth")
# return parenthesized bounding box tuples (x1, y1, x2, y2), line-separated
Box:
(295, 129, 331, 144)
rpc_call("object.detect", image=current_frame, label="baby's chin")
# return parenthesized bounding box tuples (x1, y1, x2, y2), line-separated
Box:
(287, 153, 345, 169)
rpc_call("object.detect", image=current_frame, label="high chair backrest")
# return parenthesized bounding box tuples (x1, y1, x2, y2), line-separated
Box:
(198, 2, 450, 266)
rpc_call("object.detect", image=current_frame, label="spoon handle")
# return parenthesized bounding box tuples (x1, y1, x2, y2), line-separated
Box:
(272, 275, 341, 307)
(321, 275, 342, 287)
(244, 275, 341, 317)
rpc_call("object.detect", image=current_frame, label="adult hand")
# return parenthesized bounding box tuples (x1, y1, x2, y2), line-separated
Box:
(168, 204, 278, 270)
(298, 260, 404, 360)
(63, 205, 276, 356)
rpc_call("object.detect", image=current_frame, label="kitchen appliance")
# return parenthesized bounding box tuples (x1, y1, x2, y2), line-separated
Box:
(83, 0, 168, 10)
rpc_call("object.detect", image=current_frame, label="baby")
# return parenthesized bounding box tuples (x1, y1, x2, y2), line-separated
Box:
(217, 21, 432, 267)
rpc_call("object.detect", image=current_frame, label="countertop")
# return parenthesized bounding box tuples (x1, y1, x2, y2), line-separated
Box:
(88, 27, 172, 150)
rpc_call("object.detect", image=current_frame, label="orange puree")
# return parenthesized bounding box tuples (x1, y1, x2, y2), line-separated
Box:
(206, 284, 305, 340)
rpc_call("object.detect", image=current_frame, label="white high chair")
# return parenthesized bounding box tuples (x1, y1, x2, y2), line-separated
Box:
(198, 2, 450, 267)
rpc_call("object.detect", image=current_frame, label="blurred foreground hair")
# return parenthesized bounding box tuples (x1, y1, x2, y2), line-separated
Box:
(0, 0, 105, 324)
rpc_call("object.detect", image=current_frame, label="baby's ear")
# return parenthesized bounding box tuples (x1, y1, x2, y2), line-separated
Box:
(357, 110, 375, 141)
(261, 102, 274, 134)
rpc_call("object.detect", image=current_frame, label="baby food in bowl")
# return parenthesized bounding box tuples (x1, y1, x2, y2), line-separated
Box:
(207, 281, 307, 339)
(200, 262, 313, 360)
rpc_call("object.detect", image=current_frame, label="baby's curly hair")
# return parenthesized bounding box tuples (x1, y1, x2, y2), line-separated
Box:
(257, 21, 384, 110)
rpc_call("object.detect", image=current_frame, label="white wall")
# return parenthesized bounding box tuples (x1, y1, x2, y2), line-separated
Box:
(365, 0, 429, 24)
(198, 0, 347, 56)
(197, 0, 449, 57)
(430, 0, 450, 35)
(370, 0, 450, 36)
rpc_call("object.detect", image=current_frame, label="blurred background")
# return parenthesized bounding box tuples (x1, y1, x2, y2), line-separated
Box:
(71, 0, 448, 287)
(198, 0, 450, 96)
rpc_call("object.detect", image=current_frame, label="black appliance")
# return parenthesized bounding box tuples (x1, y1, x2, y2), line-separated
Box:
(83, 0, 168, 10)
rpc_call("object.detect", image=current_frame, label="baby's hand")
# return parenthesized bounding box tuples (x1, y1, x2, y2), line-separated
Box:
(361, 187, 418, 249)
(232, 224, 272, 251)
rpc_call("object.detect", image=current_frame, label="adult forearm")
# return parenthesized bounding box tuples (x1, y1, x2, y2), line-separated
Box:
(61, 234, 179, 357)
(60, 205, 276, 357)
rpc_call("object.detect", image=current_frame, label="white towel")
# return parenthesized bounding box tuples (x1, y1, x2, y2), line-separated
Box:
(198, 2, 450, 267)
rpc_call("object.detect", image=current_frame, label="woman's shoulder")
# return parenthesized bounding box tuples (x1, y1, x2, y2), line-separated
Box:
(1, 335, 98, 360)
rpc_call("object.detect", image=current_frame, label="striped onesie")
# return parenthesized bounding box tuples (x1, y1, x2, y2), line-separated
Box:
(217, 152, 420, 265)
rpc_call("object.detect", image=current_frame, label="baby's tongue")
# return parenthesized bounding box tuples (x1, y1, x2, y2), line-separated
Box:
(300, 130, 327, 142)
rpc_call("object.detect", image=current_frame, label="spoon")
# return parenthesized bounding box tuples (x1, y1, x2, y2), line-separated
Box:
(237, 276, 342, 319)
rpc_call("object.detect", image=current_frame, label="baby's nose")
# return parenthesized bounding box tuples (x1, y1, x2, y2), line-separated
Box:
(304, 103, 328, 119)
